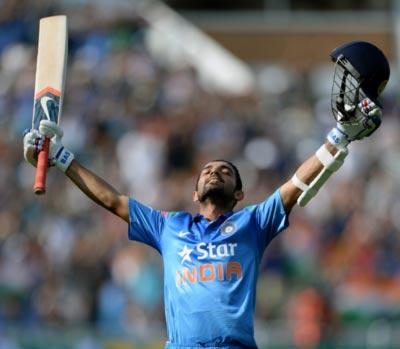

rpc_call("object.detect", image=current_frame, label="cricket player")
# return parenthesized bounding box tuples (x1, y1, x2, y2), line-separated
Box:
(23, 41, 389, 348)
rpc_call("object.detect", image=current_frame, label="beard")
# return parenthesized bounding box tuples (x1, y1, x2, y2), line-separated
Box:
(197, 182, 235, 206)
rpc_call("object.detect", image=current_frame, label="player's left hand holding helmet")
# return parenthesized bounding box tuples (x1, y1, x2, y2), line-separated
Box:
(327, 41, 390, 149)
(330, 97, 382, 145)
(23, 120, 74, 172)
(292, 41, 389, 207)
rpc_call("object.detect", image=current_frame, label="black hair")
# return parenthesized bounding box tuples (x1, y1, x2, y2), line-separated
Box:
(196, 159, 243, 191)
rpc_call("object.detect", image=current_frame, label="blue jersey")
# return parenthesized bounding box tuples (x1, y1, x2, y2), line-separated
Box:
(128, 189, 289, 349)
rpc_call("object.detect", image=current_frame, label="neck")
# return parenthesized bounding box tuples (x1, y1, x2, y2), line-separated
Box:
(198, 201, 234, 221)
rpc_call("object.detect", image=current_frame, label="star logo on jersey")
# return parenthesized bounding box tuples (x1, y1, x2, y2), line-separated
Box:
(178, 245, 193, 264)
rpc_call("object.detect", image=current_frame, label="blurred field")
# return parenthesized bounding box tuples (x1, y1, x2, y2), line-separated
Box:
(0, 0, 399, 348)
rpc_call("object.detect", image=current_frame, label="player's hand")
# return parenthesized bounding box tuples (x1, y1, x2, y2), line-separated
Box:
(337, 98, 382, 140)
(39, 120, 74, 172)
(23, 128, 42, 167)
(328, 98, 382, 148)
(23, 120, 74, 172)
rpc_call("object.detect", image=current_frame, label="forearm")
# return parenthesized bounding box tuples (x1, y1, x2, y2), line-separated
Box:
(280, 141, 339, 212)
(66, 160, 129, 221)
(296, 141, 338, 183)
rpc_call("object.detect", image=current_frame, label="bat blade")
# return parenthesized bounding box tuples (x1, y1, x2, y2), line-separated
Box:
(32, 15, 67, 195)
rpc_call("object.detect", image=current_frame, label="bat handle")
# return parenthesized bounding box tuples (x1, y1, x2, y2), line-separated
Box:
(33, 136, 50, 195)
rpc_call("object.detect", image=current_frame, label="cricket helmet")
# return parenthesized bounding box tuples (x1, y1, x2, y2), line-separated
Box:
(330, 41, 390, 122)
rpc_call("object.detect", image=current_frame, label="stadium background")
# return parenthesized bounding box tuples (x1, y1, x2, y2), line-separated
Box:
(0, 0, 399, 348)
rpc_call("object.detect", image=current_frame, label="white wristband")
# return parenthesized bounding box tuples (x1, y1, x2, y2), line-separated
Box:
(54, 147, 74, 172)
(327, 128, 349, 149)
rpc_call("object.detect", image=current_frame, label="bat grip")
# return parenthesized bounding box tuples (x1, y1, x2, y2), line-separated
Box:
(33, 137, 50, 195)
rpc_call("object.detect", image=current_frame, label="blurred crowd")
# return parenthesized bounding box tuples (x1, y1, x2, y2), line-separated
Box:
(0, 1, 400, 348)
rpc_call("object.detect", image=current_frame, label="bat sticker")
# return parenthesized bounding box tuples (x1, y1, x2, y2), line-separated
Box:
(33, 88, 61, 129)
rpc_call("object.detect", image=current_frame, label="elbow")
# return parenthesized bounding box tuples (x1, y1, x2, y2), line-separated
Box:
(279, 182, 301, 215)
(107, 195, 129, 222)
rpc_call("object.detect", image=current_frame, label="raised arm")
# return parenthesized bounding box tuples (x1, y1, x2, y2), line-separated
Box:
(66, 160, 129, 222)
(280, 141, 338, 213)
(23, 120, 129, 222)
(279, 97, 382, 214)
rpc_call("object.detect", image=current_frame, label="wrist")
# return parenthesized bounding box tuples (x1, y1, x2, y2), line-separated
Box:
(327, 127, 350, 149)
(54, 146, 74, 172)
(324, 140, 339, 155)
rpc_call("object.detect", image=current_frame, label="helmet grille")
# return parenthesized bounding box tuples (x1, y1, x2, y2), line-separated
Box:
(331, 58, 366, 124)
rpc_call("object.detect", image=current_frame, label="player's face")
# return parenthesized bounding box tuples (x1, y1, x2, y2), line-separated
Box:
(195, 161, 241, 204)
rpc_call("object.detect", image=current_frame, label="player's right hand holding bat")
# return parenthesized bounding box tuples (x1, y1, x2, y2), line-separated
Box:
(23, 120, 74, 173)
(24, 121, 129, 220)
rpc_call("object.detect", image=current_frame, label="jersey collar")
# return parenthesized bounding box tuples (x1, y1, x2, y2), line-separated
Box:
(193, 211, 234, 223)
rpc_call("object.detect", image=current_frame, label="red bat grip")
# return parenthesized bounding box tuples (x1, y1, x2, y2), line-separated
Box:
(33, 137, 50, 195)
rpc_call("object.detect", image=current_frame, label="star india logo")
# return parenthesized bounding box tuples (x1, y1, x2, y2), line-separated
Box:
(175, 241, 242, 286)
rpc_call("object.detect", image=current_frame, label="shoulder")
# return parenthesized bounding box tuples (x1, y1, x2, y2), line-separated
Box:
(161, 210, 190, 218)
(253, 189, 283, 208)
(237, 189, 285, 219)
(241, 204, 258, 213)
(160, 210, 194, 224)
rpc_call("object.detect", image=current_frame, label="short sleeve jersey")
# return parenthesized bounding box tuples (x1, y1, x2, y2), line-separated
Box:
(128, 189, 289, 349)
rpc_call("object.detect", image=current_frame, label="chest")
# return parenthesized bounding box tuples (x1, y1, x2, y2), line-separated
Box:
(160, 214, 259, 266)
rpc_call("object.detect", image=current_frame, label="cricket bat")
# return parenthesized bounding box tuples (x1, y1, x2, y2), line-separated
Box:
(32, 15, 68, 195)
